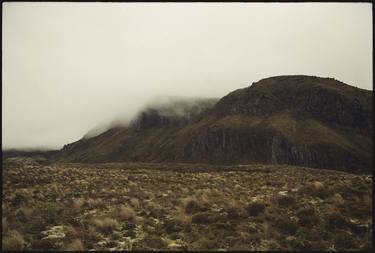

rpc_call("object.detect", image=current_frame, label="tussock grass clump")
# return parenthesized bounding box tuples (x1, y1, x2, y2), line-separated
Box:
(15, 206, 34, 222)
(86, 198, 104, 208)
(326, 210, 348, 229)
(2, 230, 25, 250)
(331, 193, 345, 205)
(300, 181, 332, 199)
(333, 232, 358, 250)
(226, 206, 240, 219)
(38, 203, 63, 224)
(259, 239, 283, 250)
(145, 201, 164, 218)
(65, 239, 85, 251)
(276, 194, 295, 207)
(2, 218, 9, 234)
(246, 201, 266, 216)
(92, 217, 119, 233)
(72, 198, 85, 209)
(29, 239, 56, 250)
(117, 205, 136, 222)
(296, 206, 319, 227)
(85, 225, 102, 248)
(182, 197, 201, 214)
(168, 206, 192, 232)
(192, 238, 219, 250)
(273, 216, 298, 235)
(174, 212, 192, 226)
(226, 200, 246, 219)
(143, 234, 167, 249)
(130, 198, 141, 209)
(64, 225, 79, 238)
(191, 212, 220, 224)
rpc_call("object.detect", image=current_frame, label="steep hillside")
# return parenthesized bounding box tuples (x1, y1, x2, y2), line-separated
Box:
(54, 75, 373, 171)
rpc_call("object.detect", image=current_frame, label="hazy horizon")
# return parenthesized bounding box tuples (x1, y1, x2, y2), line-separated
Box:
(2, 2, 373, 150)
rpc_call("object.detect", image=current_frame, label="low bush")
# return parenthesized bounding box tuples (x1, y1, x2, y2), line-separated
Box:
(276, 195, 295, 208)
(246, 202, 266, 216)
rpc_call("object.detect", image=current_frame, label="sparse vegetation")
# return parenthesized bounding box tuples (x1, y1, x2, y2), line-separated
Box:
(2, 162, 372, 250)
(246, 201, 266, 216)
(2, 230, 25, 250)
(117, 205, 136, 222)
(65, 239, 85, 251)
(92, 217, 119, 233)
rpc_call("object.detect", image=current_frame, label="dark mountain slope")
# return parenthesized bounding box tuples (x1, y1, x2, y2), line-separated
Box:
(54, 75, 372, 171)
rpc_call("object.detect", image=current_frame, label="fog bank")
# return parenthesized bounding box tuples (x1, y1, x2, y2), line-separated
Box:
(2, 2, 372, 150)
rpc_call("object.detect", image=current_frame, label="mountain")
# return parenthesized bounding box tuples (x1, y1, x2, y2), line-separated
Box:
(54, 75, 373, 171)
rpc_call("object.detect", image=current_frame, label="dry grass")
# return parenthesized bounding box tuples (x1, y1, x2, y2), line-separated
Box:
(299, 181, 333, 199)
(72, 197, 85, 209)
(65, 239, 85, 251)
(130, 198, 141, 209)
(173, 211, 192, 226)
(92, 217, 120, 233)
(117, 205, 136, 222)
(2, 230, 25, 250)
(2, 163, 372, 251)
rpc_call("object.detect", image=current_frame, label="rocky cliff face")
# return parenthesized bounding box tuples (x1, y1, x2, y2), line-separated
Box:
(55, 75, 373, 171)
(213, 76, 372, 133)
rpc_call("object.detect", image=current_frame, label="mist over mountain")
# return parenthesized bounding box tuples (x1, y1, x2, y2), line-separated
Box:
(53, 75, 373, 172)
(81, 96, 219, 139)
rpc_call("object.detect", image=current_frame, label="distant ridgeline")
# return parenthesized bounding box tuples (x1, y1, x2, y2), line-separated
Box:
(54, 75, 373, 172)
(3, 149, 58, 165)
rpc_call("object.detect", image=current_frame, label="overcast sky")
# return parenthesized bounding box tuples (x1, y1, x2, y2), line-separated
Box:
(2, 2, 372, 150)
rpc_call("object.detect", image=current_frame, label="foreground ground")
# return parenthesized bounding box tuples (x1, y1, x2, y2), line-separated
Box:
(2, 162, 373, 251)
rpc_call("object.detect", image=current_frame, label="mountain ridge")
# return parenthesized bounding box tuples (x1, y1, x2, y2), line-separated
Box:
(53, 75, 373, 171)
